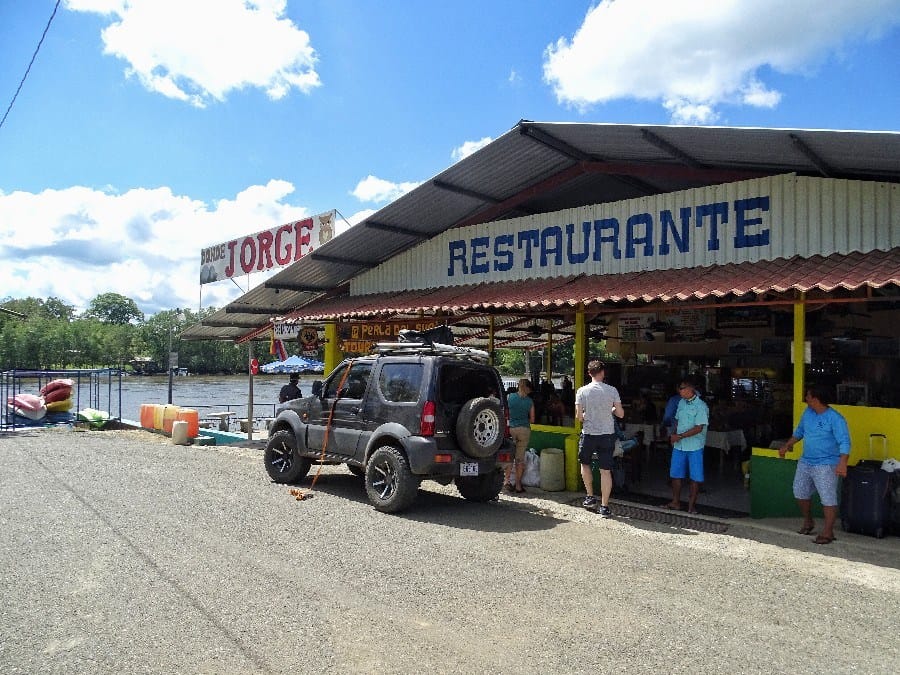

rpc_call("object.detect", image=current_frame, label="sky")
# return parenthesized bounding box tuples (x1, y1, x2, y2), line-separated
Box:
(1, 0, 899, 317)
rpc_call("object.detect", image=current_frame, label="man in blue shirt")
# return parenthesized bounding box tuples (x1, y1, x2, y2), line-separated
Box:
(663, 377, 709, 514)
(778, 385, 851, 545)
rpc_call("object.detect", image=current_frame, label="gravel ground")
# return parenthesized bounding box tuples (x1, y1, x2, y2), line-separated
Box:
(1, 428, 898, 674)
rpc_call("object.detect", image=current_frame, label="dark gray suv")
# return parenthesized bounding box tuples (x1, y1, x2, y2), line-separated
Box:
(263, 340, 513, 512)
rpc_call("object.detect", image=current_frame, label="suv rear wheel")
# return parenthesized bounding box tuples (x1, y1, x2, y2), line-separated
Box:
(365, 446, 420, 513)
(456, 469, 504, 502)
(456, 397, 504, 458)
(264, 430, 312, 483)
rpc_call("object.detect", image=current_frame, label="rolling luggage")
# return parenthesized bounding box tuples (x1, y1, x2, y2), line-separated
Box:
(840, 434, 892, 538)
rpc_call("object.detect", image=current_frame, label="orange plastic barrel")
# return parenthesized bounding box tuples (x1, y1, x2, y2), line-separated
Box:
(176, 408, 200, 438)
(152, 404, 165, 430)
(140, 404, 154, 429)
(162, 404, 180, 434)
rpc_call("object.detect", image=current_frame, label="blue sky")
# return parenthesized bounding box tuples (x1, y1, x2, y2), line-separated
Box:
(1, 0, 899, 316)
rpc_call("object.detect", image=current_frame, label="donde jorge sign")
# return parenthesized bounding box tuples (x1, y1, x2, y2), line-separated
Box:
(200, 210, 336, 284)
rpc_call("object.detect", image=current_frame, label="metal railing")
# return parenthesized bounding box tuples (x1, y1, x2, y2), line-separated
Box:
(1, 368, 123, 431)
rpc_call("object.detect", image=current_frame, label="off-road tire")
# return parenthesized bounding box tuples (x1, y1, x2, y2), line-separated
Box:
(365, 445, 420, 513)
(456, 468, 504, 502)
(456, 396, 504, 459)
(264, 430, 312, 483)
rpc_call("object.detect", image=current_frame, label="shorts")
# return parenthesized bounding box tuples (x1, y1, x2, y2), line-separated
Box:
(670, 448, 704, 482)
(792, 461, 840, 506)
(578, 433, 615, 470)
(509, 426, 531, 462)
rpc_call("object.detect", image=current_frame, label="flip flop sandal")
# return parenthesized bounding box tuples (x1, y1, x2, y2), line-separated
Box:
(661, 503, 681, 510)
(515, 487, 526, 493)
(797, 525, 815, 535)
(813, 535, 836, 545)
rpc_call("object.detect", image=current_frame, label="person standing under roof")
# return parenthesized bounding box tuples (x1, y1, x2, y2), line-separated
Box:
(663, 377, 709, 514)
(504, 378, 534, 493)
(279, 373, 303, 403)
(778, 385, 850, 545)
(575, 360, 625, 517)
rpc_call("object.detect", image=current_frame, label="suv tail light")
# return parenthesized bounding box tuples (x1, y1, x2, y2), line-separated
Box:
(505, 406, 511, 437)
(420, 400, 436, 436)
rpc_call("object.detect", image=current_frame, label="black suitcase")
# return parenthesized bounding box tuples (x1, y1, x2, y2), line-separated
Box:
(841, 463, 892, 538)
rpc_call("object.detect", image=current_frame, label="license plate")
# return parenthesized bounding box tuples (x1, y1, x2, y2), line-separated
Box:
(460, 462, 479, 476)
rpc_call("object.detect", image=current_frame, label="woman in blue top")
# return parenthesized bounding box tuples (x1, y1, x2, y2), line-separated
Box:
(504, 378, 534, 493)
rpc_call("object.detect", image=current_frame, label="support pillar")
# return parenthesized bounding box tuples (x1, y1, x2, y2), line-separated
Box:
(324, 321, 342, 375)
(792, 295, 806, 427)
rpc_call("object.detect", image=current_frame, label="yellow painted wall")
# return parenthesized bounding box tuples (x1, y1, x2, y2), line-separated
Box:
(752, 405, 900, 464)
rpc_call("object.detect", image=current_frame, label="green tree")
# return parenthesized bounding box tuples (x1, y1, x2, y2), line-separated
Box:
(494, 348, 525, 375)
(83, 293, 144, 325)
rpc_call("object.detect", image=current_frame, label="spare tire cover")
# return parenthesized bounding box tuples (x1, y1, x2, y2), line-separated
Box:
(455, 396, 504, 459)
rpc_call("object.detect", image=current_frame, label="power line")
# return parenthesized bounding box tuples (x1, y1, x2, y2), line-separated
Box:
(0, 0, 62, 133)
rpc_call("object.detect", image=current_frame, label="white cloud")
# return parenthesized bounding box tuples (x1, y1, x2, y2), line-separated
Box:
(543, 0, 900, 123)
(65, 0, 320, 107)
(451, 136, 493, 162)
(342, 209, 375, 231)
(351, 175, 420, 204)
(0, 180, 310, 314)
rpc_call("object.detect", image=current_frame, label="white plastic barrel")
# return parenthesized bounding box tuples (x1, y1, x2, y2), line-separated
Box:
(539, 447, 565, 491)
(171, 420, 189, 446)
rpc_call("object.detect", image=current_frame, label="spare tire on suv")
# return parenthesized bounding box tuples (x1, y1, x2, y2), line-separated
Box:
(455, 396, 504, 458)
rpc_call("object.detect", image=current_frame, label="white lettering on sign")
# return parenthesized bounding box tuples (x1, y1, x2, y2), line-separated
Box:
(273, 322, 302, 339)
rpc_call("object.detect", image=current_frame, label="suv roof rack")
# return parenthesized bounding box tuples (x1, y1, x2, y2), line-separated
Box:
(371, 341, 490, 363)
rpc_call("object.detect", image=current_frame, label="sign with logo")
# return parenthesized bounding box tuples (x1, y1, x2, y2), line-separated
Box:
(339, 319, 439, 354)
(300, 326, 319, 357)
(199, 209, 336, 284)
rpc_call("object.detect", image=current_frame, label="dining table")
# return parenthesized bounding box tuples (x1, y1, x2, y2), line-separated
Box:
(705, 428, 748, 474)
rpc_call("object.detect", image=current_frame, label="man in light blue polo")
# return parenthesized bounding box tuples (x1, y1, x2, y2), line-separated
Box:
(778, 385, 850, 545)
(663, 377, 709, 514)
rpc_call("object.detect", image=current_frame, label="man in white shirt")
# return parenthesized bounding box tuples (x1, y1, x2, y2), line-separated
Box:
(575, 360, 625, 517)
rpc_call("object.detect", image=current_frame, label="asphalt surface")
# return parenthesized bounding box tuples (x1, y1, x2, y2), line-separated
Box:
(1, 428, 898, 674)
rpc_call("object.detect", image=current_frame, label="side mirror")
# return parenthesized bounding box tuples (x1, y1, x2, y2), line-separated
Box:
(311, 380, 323, 397)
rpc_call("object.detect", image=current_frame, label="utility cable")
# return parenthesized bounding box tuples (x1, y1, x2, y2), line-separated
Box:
(0, 0, 61, 133)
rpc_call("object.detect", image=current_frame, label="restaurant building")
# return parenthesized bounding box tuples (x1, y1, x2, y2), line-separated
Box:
(184, 121, 900, 518)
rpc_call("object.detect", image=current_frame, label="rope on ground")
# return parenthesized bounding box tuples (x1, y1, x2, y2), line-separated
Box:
(287, 361, 353, 503)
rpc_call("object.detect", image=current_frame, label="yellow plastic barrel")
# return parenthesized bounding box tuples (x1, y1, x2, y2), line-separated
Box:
(152, 404, 165, 431)
(162, 404, 180, 434)
(176, 408, 200, 438)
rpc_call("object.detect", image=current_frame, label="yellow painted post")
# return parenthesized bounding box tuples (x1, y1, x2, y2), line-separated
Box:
(545, 321, 552, 383)
(574, 307, 585, 434)
(792, 295, 806, 427)
(574, 307, 586, 390)
(324, 321, 341, 374)
(488, 315, 495, 366)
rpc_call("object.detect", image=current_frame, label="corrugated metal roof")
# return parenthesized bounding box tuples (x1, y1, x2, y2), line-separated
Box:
(183, 121, 900, 342)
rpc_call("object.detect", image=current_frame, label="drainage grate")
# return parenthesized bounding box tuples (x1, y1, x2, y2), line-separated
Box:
(569, 499, 730, 534)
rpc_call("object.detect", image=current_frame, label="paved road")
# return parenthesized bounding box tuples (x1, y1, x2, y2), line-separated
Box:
(1, 429, 898, 674)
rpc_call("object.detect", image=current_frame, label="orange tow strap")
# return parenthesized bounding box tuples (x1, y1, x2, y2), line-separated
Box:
(288, 360, 353, 502)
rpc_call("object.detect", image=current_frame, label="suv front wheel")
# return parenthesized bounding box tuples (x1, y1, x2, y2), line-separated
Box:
(365, 446, 421, 513)
(264, 430, 312, 483)
(456, 469, 504, 502)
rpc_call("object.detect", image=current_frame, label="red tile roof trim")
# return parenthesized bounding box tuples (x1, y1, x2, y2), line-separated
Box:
(282, 249, 900, 321)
